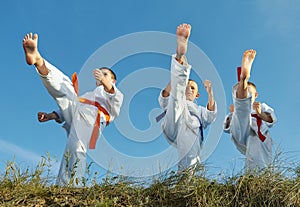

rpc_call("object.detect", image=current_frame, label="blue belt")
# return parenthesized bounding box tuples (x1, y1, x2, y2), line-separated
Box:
(156, 110, 204, 142)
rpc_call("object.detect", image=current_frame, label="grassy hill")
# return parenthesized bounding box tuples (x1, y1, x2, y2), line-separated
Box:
(1, 158, 299, 206)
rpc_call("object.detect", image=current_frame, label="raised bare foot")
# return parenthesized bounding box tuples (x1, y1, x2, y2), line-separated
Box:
(241, 49, 256, 88)
(176, 23, 191, 61)
(22, 33, 43, 66)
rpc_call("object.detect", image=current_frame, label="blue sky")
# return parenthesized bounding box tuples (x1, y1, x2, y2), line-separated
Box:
(0, 0, 299, 179)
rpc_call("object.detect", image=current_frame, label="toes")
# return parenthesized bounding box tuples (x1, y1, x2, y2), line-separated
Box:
(180, 23, 191, 31)
(184, 23, 190, 28)
(23, 33, 38, 42)
(246, 49, 256, 58)
(178, 23, 187, 29)
(244, 49, 255, 57)
(33, 33, 38, 40)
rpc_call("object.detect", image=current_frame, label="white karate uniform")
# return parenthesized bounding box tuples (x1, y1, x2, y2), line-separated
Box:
(37, 60, 123, 186)
(223, 84, 276, 171)
(158, 55, 217, 171)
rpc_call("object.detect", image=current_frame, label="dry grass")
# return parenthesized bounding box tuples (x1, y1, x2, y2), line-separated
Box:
(0, 156, 299, 207)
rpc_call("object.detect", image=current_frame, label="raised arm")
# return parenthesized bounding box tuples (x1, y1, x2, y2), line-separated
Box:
(162, 82, 171, 97)
(203, 80, 215, 111)
(253, 102, 273, 123)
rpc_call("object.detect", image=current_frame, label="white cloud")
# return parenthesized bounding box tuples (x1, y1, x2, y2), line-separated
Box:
(0, 138, 60, 176)
(0, 139, 42, 163)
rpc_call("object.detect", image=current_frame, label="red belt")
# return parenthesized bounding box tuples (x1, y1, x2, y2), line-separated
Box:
(237, 68, 266, 142)
(251, 113, 266, 142)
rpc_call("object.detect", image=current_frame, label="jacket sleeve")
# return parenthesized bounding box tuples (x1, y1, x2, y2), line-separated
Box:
(261, 103, 277, 128)
(200, 103, 217, 129)
(103, 84, 124, 118)
(158, 91, 169, 110)
(53, 110, 64, 123)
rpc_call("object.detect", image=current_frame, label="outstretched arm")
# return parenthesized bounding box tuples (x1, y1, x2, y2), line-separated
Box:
(38, 111, 63, 123)
(203, 80, 215, 111)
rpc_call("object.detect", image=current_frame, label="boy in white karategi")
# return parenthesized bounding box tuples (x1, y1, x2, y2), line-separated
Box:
(223, 49, 276, 171)
(22, 33, 124, 186)
(158, 24, 217, 171)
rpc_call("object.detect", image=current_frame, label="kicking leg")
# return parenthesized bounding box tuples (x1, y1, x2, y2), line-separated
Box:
(23, 33, 78, 126)
(230, 50, 256, 154)
(23, 33, 48, 76)
(162, 24, 192, 143)
(22, 32, 76, 98)
(236, 49, 256, 98)
(175, 23, 191, 64)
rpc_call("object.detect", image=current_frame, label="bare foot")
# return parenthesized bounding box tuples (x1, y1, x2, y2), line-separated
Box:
(241, 49, 256, 88)
(22, 33, 43, 66)
(176, 23, 191, 62)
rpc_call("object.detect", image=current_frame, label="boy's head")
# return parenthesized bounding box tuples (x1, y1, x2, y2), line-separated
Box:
(248, 81, 258, 104)
(185, 79, 200, 102)
(98, 67, 117, 84)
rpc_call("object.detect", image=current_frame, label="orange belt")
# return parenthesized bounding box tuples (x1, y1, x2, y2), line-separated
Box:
(72, 72, 110, 149)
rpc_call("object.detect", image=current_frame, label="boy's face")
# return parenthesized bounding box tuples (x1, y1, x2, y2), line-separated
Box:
(97, 69, 116, 85)
(248, 85, 258, 104)
(185, 80, 200, 102)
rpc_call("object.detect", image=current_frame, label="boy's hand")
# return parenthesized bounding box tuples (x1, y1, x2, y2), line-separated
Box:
(253, 102, 262, 115)
(229, 104, 234, 113)
(93, 69, 104, 86)
(204, 80, 215, 111)
(38, 112, 61, 123)
(38, 112, 51, 122)
(253, 102, 274, 123)
(203, 80, 213, 95)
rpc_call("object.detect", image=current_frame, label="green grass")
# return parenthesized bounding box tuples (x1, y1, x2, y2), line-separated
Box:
(0, 156, 299, 207)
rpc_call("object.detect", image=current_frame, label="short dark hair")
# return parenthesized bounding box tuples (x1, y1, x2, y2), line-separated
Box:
(188, 79, 197, 83)
(248, 81, 256, 89)
(99, 67, 117, 81)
